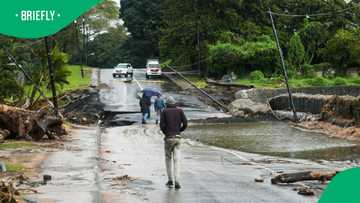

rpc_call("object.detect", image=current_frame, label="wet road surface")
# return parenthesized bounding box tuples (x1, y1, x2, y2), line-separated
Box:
(29, 69, 358, 203)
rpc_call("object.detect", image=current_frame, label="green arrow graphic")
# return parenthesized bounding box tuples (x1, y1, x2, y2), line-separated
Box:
(318, 167, 360, 203)
(0, 0, 102, 39)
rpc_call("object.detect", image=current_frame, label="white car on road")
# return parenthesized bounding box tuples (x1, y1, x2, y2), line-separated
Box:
(145, 59, 161, 79)
(113, 63, 133, 78)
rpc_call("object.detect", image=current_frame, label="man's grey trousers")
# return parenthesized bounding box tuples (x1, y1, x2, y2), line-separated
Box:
(164, 138, 181, 183)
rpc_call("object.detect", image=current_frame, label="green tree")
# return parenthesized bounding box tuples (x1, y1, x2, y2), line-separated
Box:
(287, 32, 305, 75)
(0, 44, 24, 104)
(321, 29, 360, 76)
(120, 0, 163, 67)
(300, 20, 329, 64)
(86, 0, 119, 34)
(208, 43, 242, 78)
(208, 35, 277, 77)
(25, 43, 71, 106)
(87, 26, 128, 68)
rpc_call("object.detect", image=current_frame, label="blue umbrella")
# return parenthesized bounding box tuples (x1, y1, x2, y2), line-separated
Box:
(142, 87, 162, 97)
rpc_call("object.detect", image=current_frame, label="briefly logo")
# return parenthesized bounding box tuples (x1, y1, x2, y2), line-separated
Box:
(15, 10, 60, 22)
(318, 167, 360, 203)
(0, 0, 102, 39)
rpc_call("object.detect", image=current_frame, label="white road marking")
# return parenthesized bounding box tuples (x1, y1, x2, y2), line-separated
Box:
(210, 146, 276, 174)
(133, 76, 143, 91)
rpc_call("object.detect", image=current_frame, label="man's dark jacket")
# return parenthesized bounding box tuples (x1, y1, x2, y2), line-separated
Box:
(160, 107, 187, 138)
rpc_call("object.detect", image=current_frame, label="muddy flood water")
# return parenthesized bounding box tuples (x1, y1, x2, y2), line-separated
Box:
(184, 121, 360, 161)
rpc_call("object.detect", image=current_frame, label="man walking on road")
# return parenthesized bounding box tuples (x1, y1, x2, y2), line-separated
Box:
(160, 96, 187, 189)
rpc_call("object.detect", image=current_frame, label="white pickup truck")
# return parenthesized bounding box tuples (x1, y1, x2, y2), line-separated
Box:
(113, 63, 133, 78)
(145, 59, 161, 79)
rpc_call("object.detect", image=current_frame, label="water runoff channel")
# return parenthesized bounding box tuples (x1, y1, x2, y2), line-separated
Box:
(100, 68, 360, 163)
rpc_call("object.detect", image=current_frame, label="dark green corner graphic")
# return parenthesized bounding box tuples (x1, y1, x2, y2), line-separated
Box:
(318, 168, 360, 203)
(0, 0, 102, 39)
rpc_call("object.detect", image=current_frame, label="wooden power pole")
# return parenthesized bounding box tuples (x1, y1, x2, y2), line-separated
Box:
(79, 18, 86, 79)
(268, 9, 298, 122)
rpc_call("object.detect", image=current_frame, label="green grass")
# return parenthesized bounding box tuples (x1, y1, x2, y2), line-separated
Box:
(235, 78, 283, 88)
(4, 162, 25, 172)
(25, 65, 93, 97)
(59, 65, 92, 94)
(0, 141, 35, 150)
(186, 75, 208, 88)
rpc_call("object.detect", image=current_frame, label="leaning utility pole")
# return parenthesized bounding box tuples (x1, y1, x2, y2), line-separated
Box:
(44, 36, 59, 116)
(74, 20, 83, 78)
(268, 9, 298, 122)
(85, 23, 89, 66)
(80, 18, 86, 78)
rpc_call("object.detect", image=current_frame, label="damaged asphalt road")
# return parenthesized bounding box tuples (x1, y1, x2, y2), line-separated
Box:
(27, 69, 354, 203)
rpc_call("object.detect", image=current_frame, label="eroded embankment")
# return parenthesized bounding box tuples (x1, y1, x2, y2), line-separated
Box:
(231, 86, 360, 141)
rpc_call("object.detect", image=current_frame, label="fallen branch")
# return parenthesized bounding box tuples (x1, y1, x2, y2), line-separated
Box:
(0, 181, 17, 203)
(271, 171, 337, 184)
(0, 104, 65, 140)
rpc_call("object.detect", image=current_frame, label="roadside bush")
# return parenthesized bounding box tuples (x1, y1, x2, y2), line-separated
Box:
(250, 70, 265, 81)
(333, 77, 348, 86)
(306, 77, 329, 86)
(302, 64, 316, 77)
(208, 36, 278, 78)
(208, 43, 242, 77)
(287, 32, 305, 73)
(352, 77, 360, 84)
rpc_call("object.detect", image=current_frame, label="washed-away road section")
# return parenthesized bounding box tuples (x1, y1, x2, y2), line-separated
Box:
(29, 69, 348, 203)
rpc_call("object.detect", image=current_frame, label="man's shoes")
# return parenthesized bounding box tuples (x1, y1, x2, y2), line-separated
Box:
(174, 182, 181, 189)
(142, 120, 147, 124)
(166, 180, 174, 188)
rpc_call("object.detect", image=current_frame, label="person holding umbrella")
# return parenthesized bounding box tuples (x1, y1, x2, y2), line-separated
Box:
(139, 87, 162, 123)
(154, 95, 166, 124)
(139, 95, 151, 124)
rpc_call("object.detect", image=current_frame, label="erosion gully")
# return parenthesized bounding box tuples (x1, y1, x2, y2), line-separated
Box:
(27, 69, 359, 203)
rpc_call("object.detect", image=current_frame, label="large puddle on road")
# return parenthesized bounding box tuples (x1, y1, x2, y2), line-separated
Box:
(184, 121, 360, 161)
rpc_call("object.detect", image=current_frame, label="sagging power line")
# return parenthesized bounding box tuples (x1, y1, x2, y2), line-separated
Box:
(268, 3, 360, 18)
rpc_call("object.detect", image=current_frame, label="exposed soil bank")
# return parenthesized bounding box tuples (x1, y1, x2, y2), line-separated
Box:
(270, 94, 360, 125)
(61, 68, 105, 125)
(296, 121, 360, 141)
(234, 87, 360, 119)
(236, 86, 360, 103)
(234, 87, 360, 141)
(61, 88, 104, 125)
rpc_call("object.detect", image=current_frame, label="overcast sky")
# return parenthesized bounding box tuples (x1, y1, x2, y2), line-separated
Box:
(112, 0, 120, 7)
